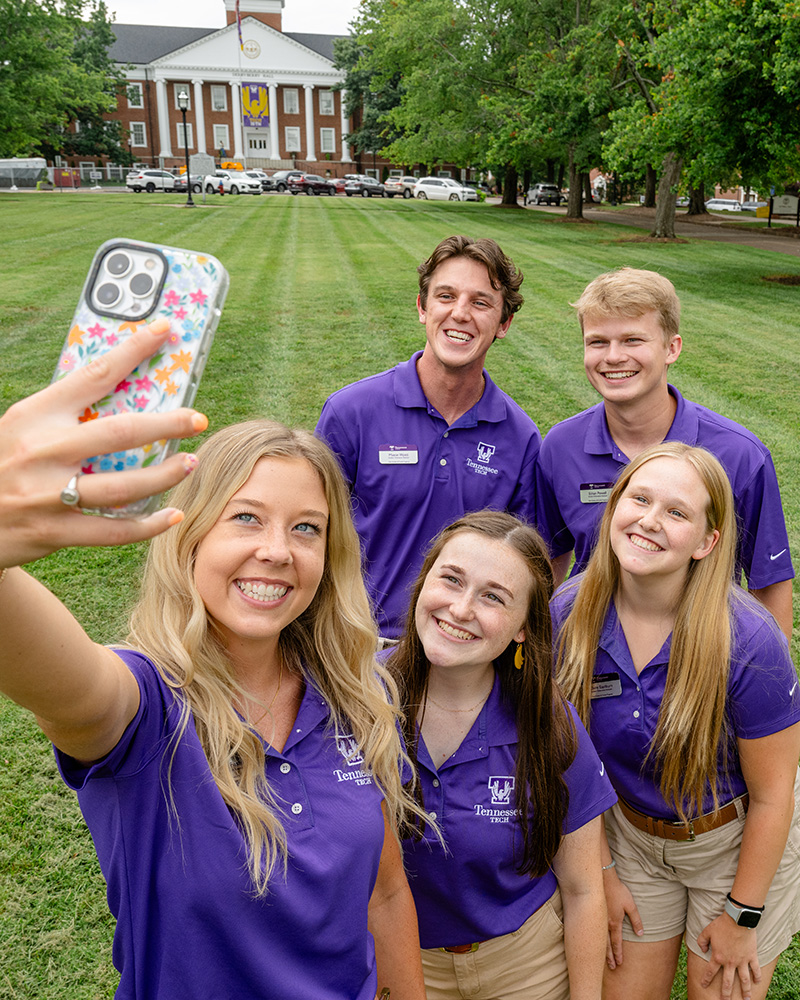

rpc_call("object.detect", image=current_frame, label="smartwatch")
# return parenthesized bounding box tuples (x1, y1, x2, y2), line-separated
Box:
(724, 893, 764, 928)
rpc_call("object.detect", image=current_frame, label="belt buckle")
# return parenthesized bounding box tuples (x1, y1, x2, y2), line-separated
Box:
(686, 820, 696, 842)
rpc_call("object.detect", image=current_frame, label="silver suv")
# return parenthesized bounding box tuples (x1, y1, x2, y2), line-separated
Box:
(527, 183, 563, 205)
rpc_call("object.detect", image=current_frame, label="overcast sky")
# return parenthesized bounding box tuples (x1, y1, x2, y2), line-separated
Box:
(107, 0, 359, 35)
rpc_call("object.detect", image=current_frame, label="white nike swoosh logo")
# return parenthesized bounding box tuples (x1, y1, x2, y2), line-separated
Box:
(790, 681, 798, 698)
(599, 761, 605, 777)
(770, 549, 787, 561)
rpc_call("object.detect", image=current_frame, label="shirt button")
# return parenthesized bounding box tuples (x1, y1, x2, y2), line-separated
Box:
(291, 803, 303, 815)
(280, 762, 291, 774)
(429, 811, 437, 820)
(432, 779, 440, 788)
(440, 458, 447, 466)
(633, 710, 640, 719)
(443, 431, 449, 438)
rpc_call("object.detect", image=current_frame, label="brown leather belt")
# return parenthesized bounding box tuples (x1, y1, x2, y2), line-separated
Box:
(441, 942, 482, 954)
(618, 794, 749, 842)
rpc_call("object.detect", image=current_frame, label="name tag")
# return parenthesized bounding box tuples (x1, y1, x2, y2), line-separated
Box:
(580, 482, 614, 504)
(379, 444, 418, 465)
(591, 672, 622, 699)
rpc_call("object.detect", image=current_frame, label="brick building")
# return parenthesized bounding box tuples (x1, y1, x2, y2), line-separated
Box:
(103, 0, 355, 176)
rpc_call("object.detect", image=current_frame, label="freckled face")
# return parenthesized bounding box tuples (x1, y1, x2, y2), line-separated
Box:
(418, 257, 512, 375)
(583, 310, 681, 407)
(415, 532, 532, 674)
(610, 456, 719, 585)
(193, 457, 329, 656)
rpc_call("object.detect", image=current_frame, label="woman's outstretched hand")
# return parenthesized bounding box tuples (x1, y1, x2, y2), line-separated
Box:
(0, 318, 207, 569)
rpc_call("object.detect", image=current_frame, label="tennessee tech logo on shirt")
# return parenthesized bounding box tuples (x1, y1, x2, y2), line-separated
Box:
(473, 775, 521, 823)
(332, 733, 373, 787)
(465, 441, 499, 477)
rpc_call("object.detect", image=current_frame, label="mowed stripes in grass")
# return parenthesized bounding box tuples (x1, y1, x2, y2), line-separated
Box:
(0, 192, 798, 999)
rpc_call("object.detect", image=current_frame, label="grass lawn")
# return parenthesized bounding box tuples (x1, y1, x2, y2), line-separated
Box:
(1, 191, 799, 998)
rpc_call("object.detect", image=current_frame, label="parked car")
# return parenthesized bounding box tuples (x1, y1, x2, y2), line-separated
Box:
(203, 169, 262, 195)
(527, 182, 562, 205)
(245, 168, 271, 191)
(740, 200, 768, 212)
(413, 176, 473, 201)
(126, 168, 175, 193)
(464, 180, 491, 195)
(172, 173, 203, 194)
(288, 172, 335, 195)
(704, 198, 742, 212)
(263, 170, 304, 192)
(328, 176, 346, 193)
(344, 174, 385, 197)
(383, 175, 417, 198)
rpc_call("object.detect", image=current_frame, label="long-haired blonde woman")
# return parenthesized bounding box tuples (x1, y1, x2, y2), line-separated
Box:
(553, 442, 800, 1000)
(388, 511, 617, 1000)
(0, 323, 425, 1000)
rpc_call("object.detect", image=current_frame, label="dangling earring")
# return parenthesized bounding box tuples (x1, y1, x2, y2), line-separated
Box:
(514, 643, 524, 670)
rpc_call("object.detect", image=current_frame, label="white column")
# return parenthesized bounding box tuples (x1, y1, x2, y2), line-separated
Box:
(192, 79, 206, 154)
(303, 84, 316, 161)
(229, 80, 244, 160)
(155, 78, 173, 159)
(340, 88, 350, 162)
(269, 82, 279, 160)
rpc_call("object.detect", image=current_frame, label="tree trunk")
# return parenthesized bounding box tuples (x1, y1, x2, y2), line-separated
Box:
(522, 167, 532, 204)
(651, 152, 683, 238)
(566, 146, 583, 219)
(688, 182, 707, 215)
(546, 159, 555, 184)
(582, 171, 593, 203)
(501, 164, 519, 205)
(644, 163, 657, 207)
(557, 162, 565, 189)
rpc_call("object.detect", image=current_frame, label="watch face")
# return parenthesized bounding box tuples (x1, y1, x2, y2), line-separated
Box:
(738, 909, 762, 929)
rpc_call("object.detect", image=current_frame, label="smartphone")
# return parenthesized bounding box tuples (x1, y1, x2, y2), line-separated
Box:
(52, 238, 230, 517)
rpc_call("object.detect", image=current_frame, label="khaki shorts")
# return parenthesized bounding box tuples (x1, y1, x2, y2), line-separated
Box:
(420, 887, 568, 1000)
(605, 769, 800, 964)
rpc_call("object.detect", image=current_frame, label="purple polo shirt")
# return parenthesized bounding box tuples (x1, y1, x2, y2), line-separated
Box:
(535, 385, 793, 588)
(551, 586, 800, 820)
(401, 673, 616, 948)
(316, 351, 540, 637)
(55, 650, 386, 1000)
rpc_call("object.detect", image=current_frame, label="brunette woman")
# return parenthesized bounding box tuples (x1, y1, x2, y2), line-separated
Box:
(389, 511, 617, 1000)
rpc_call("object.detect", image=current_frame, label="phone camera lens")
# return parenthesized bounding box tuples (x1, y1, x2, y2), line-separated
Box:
(96, 283, 121, 306)
(129, 273, 154, 297)
(106, 252, 131, 276)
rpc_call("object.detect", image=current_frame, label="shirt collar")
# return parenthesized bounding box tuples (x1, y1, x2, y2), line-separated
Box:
(585, 385, 695, 458)
(600, 601, 672, 676)
(393, 351, 508, 424)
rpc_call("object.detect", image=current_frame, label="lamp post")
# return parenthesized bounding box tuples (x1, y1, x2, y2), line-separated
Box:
(176, 89, 195, 208)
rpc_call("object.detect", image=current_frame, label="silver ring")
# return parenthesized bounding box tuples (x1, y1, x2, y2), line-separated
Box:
(60, 473, 83, 507)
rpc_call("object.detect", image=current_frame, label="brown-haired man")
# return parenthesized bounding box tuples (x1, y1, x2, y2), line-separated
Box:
(536, 266, 793, 638)
(316, 235, 539, 640)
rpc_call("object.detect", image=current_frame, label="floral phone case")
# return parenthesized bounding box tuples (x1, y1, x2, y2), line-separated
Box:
(53, 238, 229, 517)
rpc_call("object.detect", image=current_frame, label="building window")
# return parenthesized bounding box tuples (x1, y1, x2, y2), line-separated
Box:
(285, 126, 301, 152)
(248, 135, 269, 150)
(365, 168, 379, 179)
(319, 89, 335, 115)
(176, 122, 194, 149)
(130, 122, 147, 147)
(127, 82, 144, 109)
(210, 85, 227, 112)
(173, 84, 191, 109)
(437, 170, 452, 178)
(213, 124, 230, 150)
(79, 161, 95, 179)
(283, 88, 299, 115)
(320, 128, 336, 154)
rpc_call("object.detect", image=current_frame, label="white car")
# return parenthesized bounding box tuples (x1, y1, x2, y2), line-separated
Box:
(203, 169, 262, 195)
(705, 198, 742, 212)
(126, 168, 176, 193)
(414, 177, 475, 202)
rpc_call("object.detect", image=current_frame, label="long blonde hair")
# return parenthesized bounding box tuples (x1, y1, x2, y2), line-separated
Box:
(127, 421, 411, 894)
(556, 443, 737, 822)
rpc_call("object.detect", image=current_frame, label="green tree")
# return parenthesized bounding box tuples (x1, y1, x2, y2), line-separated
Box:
(0, 0, 127, 161)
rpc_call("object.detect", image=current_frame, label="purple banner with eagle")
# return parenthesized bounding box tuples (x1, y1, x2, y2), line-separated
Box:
(242, 83, 269, 128)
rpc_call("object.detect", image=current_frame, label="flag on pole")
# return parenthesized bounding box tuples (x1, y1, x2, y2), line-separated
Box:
(235, 0, 243, 50)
